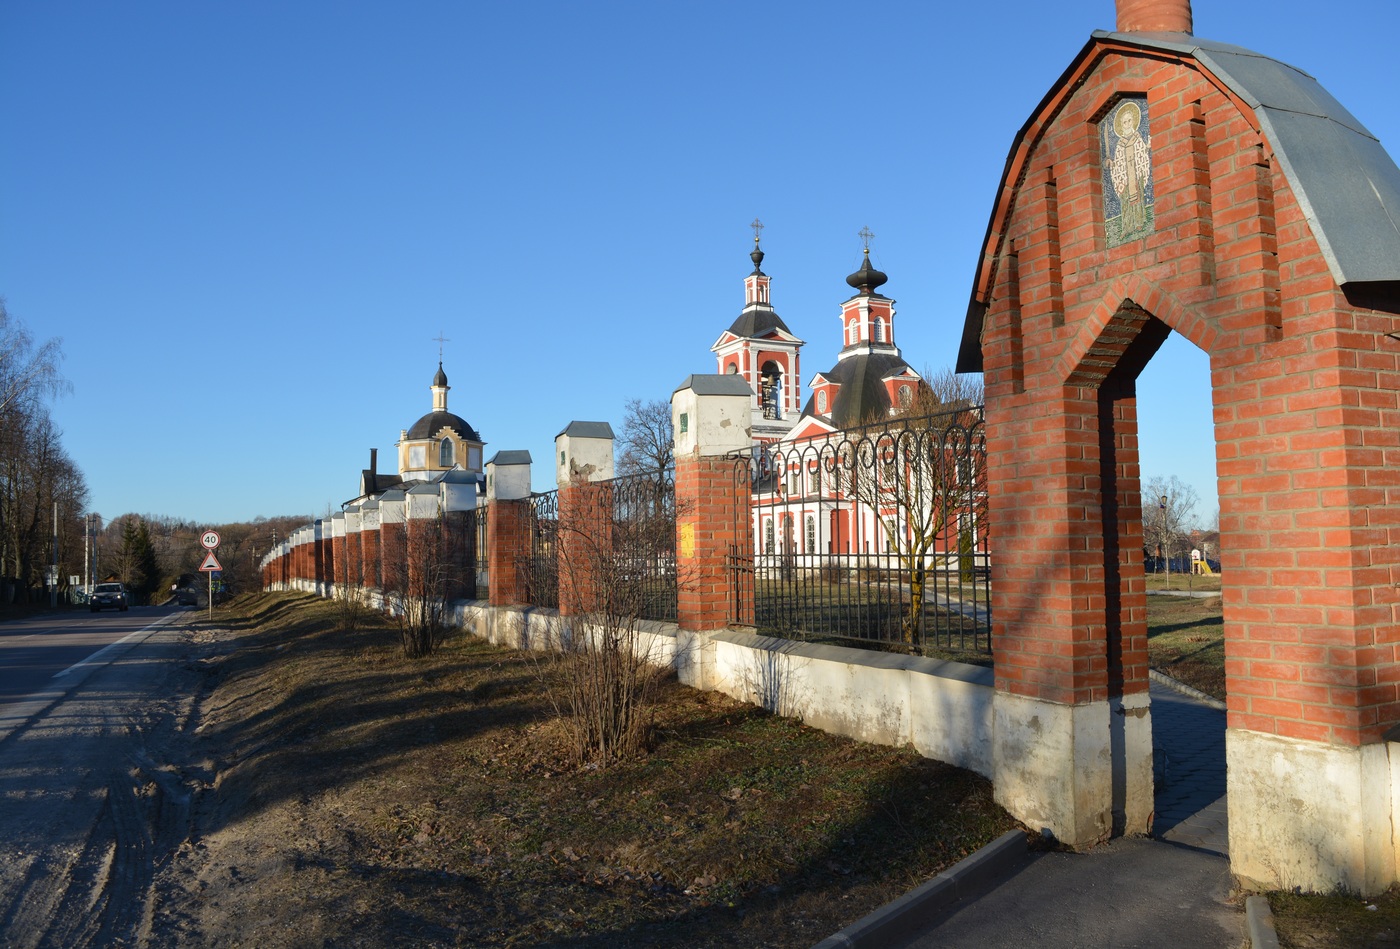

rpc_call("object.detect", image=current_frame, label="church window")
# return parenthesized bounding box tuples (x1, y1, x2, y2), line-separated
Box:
(726, 362, 738, 374)
(439, 437, 454, 467)
(805, 515, 816, 553)
(873, 317, 884, 342)
(817, 390, 827, 414)
(899, 385, 912, 408)
(763, 519, 774, 555)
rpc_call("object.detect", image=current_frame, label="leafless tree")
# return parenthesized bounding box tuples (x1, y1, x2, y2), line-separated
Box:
(616, 397, 673, 478)
(1143, 474, 1200, 572)
(536, 481, 672, 767)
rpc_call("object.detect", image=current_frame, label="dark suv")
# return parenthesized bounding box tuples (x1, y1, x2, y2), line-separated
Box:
(90, 582, 130, 612)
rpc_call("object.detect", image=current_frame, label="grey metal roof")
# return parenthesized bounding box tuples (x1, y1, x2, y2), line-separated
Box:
(487, 449, 532, 466)
(407, 410, 480, 442)
(958, 31, 1400, 372)
(799, 352, 917, 429)
(674, 373, 755, 397)
(724, 304, 795, 340)
(1097, 30, 1400, 296)
(556, 420, 615, 439)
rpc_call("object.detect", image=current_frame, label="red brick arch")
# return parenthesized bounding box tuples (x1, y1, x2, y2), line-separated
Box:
(961, 29, 1400, 892)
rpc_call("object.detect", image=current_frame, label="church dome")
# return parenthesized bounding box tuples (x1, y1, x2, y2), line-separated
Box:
(407, 410, 479, 442)
(846, 248, 888, 292)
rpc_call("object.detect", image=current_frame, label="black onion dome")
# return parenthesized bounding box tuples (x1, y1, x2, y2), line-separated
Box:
(846, 249, 888, 292)
(433, 362, 448, 387)
(408, 411, 479, 442)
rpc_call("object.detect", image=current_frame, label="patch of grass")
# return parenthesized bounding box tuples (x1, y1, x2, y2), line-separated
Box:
(1146, 572, 1221, 593)
(1147, 594, 1224, 700)
(170, 592, 1023, 948)
(1267, 886, 1400, 948)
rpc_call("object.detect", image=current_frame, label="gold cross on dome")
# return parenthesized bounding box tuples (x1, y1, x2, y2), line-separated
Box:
(433, 331, 450, 361)
(750, 217, 765, 244)
(858, 226, 875, 252)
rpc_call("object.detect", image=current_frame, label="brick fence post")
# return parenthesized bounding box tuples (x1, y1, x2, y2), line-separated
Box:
(439, 469, 478, 601)
(486, 451, 533, 607)
(405, 483, 440, 599)
(329, 512, 346, 597)
(555, 422, 615, 617)
(379, 488, 406, 598)
(344, 504, 364, 595)
(359, 499, 381, 593)
(672, 375, 755, 635)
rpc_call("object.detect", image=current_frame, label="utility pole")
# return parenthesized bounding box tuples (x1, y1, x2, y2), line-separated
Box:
(50, 501, 58, 608)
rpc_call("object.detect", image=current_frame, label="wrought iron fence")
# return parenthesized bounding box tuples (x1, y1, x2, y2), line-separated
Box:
(607, 469, 677, 623)
(527, 490, 559, 610)
(474, 501, 490, 599)
(731, 404, 991, 656)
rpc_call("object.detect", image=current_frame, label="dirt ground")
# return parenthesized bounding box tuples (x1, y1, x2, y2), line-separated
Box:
(136, 593, 1022, 947)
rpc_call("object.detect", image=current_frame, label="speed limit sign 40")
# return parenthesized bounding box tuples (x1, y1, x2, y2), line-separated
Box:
(201, 530, 221, 550)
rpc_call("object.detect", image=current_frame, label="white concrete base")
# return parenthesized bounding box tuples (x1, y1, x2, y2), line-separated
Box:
(1228, 727, 1397, 895)
(992, 690, 1153, 847)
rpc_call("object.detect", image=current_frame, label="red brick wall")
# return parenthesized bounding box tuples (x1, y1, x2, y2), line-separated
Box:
(558, 481, 614, 617)
(488, 499, 531, 607)
(980, 40, 1400, 744)
(676, 454, 753, 630)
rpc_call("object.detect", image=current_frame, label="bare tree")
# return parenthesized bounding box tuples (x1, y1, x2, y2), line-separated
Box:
(536, 480, 673, 767)
(1143, 474, 1200, 573)
(385, 513, 461, 658)
(616, 398, 673, 478)
(0, 301, 67, 418)
(840, 403, 987, 645)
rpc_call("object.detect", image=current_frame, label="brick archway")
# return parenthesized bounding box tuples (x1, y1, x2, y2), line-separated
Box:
(958, 27, 1400, 893)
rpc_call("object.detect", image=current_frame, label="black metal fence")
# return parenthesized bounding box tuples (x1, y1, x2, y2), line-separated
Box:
(474, 501, 490, 599)
(607, 469, 677, 623)
(527, 490, 559, 610)
(731, 405, 991, 656)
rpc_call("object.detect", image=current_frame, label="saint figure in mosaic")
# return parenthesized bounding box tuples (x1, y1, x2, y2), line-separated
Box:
(1101, 97, 1154, 246)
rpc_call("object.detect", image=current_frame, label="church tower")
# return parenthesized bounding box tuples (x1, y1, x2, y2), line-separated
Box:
(800, 231, 923, 432)
(709, 223, 804, 443)
(395, 362, 485, 481)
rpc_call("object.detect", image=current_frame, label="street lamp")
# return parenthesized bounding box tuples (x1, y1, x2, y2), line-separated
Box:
(1159, 494, 1170, 586)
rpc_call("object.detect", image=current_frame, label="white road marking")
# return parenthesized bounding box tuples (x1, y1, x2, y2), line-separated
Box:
(52, 616, 174, 679)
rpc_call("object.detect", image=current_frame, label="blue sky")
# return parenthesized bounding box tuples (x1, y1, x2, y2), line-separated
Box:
(3, 1, 1396, 529)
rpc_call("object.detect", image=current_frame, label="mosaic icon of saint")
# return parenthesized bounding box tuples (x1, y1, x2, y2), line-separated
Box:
(1107, 100, 1152, 238)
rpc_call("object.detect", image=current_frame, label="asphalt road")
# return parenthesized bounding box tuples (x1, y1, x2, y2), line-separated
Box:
(0, 604, 206, 947)
(0, 606, 184, 707)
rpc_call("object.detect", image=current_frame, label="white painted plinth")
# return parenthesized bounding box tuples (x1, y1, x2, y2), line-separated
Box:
(1228, 727, 1397, 895)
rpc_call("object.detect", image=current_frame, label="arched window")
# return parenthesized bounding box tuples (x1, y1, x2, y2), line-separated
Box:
(763, 519, 775, 555)
(873, 317, 884, 342)
(899, 385, 912, 408)
(439, 437, 454, 467)
(726, 362, 738, 374)
(817, 390, 828, 414)
(805, 515, 816, 553)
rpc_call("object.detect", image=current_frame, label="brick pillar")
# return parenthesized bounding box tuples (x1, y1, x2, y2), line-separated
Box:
(330, 512, 348, 596)
(404, 483, 440, 599)
(379, 489, 406, 596)
(360, 500, 382, 591)
(672, 375, 754, 632)
(344, 505, 364, 594)
(439, 469, 478, 601)
(554, 422, 615, 616)
(486, 452, 533, 607)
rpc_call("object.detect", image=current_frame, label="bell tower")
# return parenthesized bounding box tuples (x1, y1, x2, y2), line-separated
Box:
(709, 220, 805, 443)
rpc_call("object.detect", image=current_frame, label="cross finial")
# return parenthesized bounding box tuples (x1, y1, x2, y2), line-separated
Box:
(750, 217, 765, 246)
(433, 331, 450, 361)
(858, 226, 875, 253)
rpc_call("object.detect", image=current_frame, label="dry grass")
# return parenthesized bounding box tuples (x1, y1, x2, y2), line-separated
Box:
(1146, 594, 1224, 700)
(156, 592, 1022, 948)
(1267, 885, 1400, 948)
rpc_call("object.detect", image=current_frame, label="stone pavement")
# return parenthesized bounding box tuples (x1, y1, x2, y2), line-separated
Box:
(875, 680, 1238, 949)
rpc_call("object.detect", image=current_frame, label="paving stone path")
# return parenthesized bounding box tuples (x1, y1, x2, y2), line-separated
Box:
(1150, 679, 1227, 854)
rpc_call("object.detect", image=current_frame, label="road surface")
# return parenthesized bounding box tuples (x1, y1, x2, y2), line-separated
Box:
(0, 605, 206, 947)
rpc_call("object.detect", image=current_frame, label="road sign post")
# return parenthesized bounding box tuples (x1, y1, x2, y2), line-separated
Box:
(199, 543, 222, 620)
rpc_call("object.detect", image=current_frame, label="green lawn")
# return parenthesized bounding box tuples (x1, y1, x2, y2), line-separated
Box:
(1146, 593, 1224, 700)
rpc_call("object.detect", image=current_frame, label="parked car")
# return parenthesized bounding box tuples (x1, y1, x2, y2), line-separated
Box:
(176, 587, 200, 606)
(90, 582, 130, 612)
